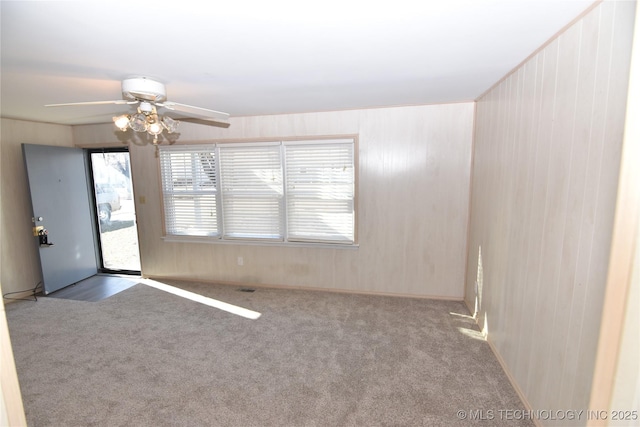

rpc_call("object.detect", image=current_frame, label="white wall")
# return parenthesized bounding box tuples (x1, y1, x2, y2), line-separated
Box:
(465, 1, 635, 423)
(74, 103, 474, 298)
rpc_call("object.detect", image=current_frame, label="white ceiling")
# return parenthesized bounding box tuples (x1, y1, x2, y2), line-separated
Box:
(1, 0, 595, 126)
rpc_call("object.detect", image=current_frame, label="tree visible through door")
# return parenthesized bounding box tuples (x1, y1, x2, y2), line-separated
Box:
(90, 151, 141, 272)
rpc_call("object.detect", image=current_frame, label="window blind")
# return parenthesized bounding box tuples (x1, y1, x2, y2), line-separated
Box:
(159, 146, 220, 237)
(158, 138, 356, 245)
(284, 140, 354, 243)
(218, 143, 284, 240)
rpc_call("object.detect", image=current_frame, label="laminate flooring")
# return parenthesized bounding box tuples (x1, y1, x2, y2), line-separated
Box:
(47, 274, 140, 302)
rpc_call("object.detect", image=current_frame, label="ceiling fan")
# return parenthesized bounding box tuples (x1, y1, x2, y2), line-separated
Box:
(46, 76, 231, 144)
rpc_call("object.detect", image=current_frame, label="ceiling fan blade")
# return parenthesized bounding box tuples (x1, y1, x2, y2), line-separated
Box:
(159, 101, 230, 121)
(45, 100, 137, 107)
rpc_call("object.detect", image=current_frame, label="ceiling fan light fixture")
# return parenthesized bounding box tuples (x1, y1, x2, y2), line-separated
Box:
(147, 119, 164, 136)
(48, 77, 230, 149)
(130, 113, 148, 132)
(113, 107, 179, 142)
(161, 115, 179, 133)
(113, 114, 130, 130)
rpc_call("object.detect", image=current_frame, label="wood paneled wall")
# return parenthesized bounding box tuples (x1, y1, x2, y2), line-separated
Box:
(0, 119, 29, 427)
(1, 118, 73, 424)
(74, 103, 474, 298)
(465, 1, 635, 421)
(0, 118, 75, 296)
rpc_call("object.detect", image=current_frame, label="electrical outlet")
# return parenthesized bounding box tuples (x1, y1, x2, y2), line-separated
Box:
(237, 256, 244, 266)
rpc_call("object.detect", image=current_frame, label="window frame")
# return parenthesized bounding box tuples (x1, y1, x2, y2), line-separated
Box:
(158, 145, 221, 238)
(158, 136, 358, 248)
(283, 139, 356, 244)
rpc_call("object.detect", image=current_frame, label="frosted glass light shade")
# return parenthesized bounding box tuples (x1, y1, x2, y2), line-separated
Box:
(161, 116, 179, 133)
(147, 120, 163, 135)
(113, 115, 130, 130)
(130, 113, 148, 132)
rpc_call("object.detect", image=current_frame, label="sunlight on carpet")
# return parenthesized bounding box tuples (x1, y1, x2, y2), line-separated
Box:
(140, 278, 261, 319)
(457, 327, 485, 341)
(450, 311, 486, 341)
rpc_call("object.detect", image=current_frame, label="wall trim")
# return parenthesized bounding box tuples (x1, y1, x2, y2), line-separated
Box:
(75, 142, 128, 149)
(462, 101, 478, 309)
(149, 133, 360, 147)
(475, 0, 602, 101)
(588, 0, 640, 422)
(144, 275, 464, 302)
(224, 99, 476, 119)
(485, 336, 541, 427)
(463, 298, 540, 427)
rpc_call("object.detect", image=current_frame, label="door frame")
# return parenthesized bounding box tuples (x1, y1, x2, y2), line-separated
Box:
(86, 147, 141, 275)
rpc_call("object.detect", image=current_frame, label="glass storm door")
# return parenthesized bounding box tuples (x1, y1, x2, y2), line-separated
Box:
(89, 149, 141, 273)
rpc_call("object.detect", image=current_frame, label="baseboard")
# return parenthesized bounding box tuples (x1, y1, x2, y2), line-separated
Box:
(463, 298, 540, 427)
(485, 336, 541, 427)
(144, 275, 465, 302)
(2, 289, 39, 304)
(463, 297, 475, 318)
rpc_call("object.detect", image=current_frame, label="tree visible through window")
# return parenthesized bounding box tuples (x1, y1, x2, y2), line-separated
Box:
(158, 138, 355, 245)
(159, 147, 219, 237)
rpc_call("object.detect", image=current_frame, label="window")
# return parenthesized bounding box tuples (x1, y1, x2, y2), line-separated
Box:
(284, 140, 354, 243)
(159, 146, 219, 237)
(159, 138, 356, 245)
(219, 143, 283, 240)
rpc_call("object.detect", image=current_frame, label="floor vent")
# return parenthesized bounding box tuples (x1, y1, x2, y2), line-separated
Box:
(238, 288, 256, 293)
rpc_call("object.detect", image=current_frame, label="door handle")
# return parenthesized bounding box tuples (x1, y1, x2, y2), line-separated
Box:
(35, 226, 54, 247)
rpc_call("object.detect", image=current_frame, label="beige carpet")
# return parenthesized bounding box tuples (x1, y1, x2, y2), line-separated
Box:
(6, 279, 532, 426)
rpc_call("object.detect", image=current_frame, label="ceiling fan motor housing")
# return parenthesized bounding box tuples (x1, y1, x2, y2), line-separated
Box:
(122, 77, 167, 103)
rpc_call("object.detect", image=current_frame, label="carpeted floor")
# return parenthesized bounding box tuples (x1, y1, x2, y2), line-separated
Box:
(5, 279, 532, 426)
